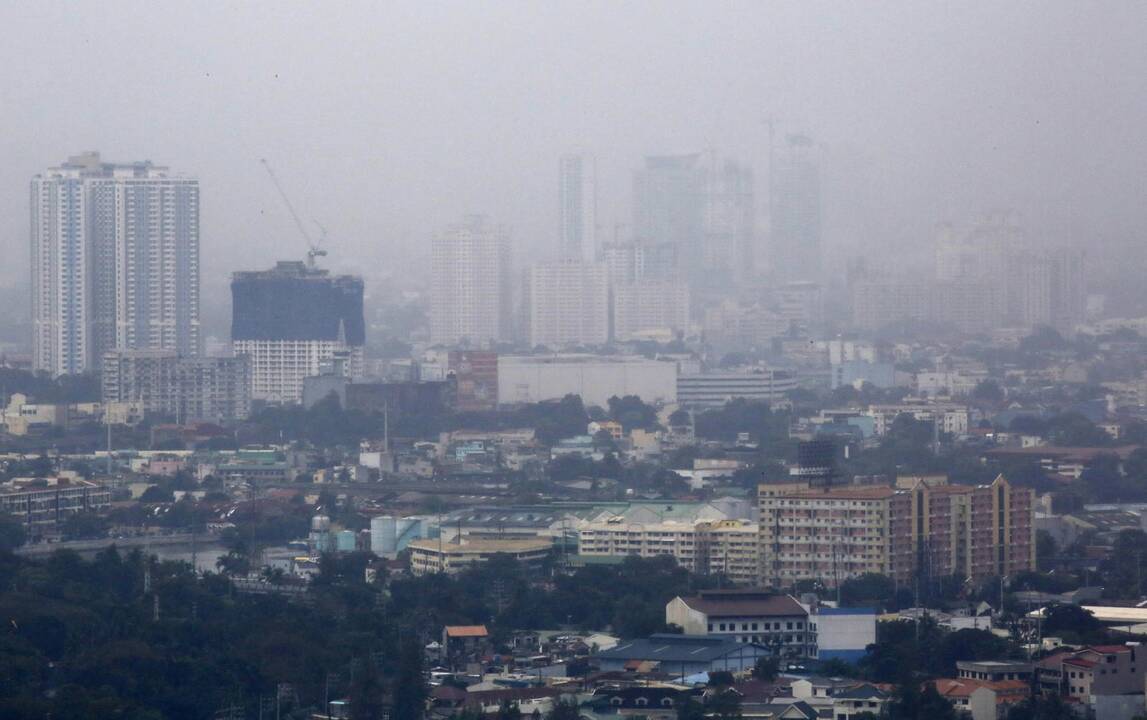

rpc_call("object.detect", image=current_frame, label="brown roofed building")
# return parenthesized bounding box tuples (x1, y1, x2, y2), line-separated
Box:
(665, 590, 812, 657)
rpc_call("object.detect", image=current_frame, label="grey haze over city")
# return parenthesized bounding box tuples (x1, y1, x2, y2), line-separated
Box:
(3, 1, 1146, 317)
(15, 3, 1147, 717)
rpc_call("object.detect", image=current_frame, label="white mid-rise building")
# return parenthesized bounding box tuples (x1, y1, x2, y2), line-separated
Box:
(524, 261, 609, 348)
(613, 279, 690, 342)
(677, 370, 798, 408)
(31, 152, 200, 376)
(430, 215, 512, 346)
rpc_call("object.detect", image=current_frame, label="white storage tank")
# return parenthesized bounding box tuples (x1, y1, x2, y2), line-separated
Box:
(312, 515, 332, 532)
(370, 515, 397, 556)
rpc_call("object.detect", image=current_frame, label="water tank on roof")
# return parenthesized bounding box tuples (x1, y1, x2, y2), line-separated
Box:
(312, 515, 332, 532)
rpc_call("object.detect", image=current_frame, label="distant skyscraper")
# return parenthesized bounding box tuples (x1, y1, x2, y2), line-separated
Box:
(702, 157, 755, 283)
(634, 154, 705, 268)
(31, 152, 200, 376)
(231, 261, 365, 404)
(524, 260, 609, 348)
(634, 152, 754, 285)
(770, 135, 822, 281)
(558, 154, 596, 262)
(430, 215, 512, 346)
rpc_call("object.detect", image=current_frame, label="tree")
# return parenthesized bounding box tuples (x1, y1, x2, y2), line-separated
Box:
(545, 699, 582, 720)
(392, 637, 427, 720)
(971, 380, 1005, 405)
(1036, 530, 1058, 572)
(0, 512, 26, 551)
(839, 573, 896, 609)
(1005, 693, 1077, 720)
(887, 681, 957, 720)
(752, 655, 779, 681)
(138, 485, 174, 503)
(1041, 604, 1106, 644)
(60, 512, 110, 541)
(348, 655, 386, 720)
(607, 395, 659, 432)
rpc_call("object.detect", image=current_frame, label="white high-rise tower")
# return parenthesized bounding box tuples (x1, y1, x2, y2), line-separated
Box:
(31, 152, 200, 376)
(429, 215, 512, 347)
(558, 154, 596, 262)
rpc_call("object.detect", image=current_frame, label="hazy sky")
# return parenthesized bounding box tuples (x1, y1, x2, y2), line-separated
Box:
(2, 1, 1145, 296)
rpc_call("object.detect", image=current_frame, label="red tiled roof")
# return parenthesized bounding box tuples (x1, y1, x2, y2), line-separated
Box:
(1084, 645, 1132, 654)
(445, 625, 489, 638)
(1064, 658, 1097, 668)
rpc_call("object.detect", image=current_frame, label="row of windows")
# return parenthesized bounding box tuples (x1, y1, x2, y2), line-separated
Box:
(709, 620, 804, 632)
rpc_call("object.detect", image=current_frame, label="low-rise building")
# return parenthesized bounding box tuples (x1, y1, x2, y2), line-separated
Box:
(665, 590, 811, 657)
(0, 476, 111, 538)
(407, 537, 553, 576)
(933, 678, 1030, 720)
(831, 684, 890, 720)
(866, 402, 971, 436)
(811, 607, 877, 663)
(677, 370, 798, 408)
(594, 633, 771, 675)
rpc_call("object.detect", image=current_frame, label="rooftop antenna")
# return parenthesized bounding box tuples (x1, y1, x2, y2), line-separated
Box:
(259, 158, 328, 269)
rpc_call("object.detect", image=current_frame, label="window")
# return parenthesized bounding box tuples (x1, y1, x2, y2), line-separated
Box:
(719, 623, 726, 631)
(751, 623, 758, 630)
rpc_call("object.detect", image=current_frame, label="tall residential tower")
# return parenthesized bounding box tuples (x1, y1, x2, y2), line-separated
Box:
(31, 152, 200, 376)
(770, 135, 822, 282)
(429, 215, 512, 347)
(558, 154, 596, 262)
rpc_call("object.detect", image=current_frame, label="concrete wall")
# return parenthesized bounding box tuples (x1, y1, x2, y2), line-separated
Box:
(498, 355, 677, 406)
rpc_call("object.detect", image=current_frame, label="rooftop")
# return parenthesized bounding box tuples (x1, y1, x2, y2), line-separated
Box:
(444, 625, 489, 639)
(408, 538, 553, 555)
(676, 591, 808, 619)
(596, 634, 764, 664)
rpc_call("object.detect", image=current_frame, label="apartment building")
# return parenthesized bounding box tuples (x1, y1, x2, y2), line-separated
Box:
(758, 475, 1035, 588)
(102, 350, 251, 424)
(866, 402, 972, 436)
(577, 511, 758, 585)
(31, 152, 200, 376)
(523, 260, 609, 347)
(1038, 645, 1143, 709)
(0, 476, 111, 539)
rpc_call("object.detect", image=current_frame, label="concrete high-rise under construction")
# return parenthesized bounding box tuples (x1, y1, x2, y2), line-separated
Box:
(231, 260, 365, 404)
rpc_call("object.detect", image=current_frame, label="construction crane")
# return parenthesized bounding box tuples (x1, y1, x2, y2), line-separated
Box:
(259, 158, 328, 269)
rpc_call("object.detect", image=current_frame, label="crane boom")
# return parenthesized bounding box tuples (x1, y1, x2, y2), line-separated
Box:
(260, 158, 325, 267)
